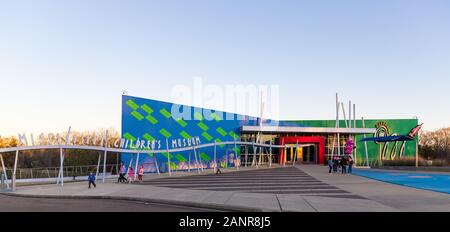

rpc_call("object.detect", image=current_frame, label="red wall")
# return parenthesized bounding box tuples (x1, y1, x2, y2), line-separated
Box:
(279, 136, 325, 165)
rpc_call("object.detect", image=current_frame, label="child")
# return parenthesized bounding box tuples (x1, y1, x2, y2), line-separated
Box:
(138, 165, 144, 183)
(88, 172, 96, 189)
(128, 167, 134, 183)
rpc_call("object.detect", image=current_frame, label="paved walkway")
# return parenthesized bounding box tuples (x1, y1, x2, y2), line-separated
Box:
(353, 169, 450, 194)
(141, 167, 364, 199)
(2, 165, 449, 212)
(0, 194, 216, 212)
(300, 166, 450, 212)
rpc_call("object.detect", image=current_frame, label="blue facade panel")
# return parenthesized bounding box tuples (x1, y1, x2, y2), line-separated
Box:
(121, 95, 259, 173)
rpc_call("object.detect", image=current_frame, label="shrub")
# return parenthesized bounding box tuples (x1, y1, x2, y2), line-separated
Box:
(380, 158, 448, 167)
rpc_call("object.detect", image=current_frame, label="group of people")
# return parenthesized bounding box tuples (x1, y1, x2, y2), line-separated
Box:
(86, 162, 145, 189)
(327, 156, 354, 174)
(118, 162, 145, 184)
(326, 138, 356, 175)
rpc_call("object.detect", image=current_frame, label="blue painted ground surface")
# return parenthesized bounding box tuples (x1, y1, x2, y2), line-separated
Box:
(352, 169, 450, 194)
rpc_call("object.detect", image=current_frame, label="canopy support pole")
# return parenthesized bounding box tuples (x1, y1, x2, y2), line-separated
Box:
(0, 153, 10, 189)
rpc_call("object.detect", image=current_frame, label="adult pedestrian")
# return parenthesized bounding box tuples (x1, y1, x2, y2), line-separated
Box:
(332, 157, 338, 173)
(348, 157, 354, 174)
(327, 158, 333, 174)
(215, 162, 222, 175)
(340, 156, 348, 174)
(118, 162, 127, 183)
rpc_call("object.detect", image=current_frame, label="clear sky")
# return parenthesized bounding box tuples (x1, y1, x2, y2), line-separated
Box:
(1, 0, 449, 136)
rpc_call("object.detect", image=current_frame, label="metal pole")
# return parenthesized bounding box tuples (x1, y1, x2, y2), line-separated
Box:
(95, 153, 101, 179)
(245, 145, 248, 167)
(415, 137, 419, 168)
(127, 154, 134, 180)
(362, 117, 370, 167)
(256, 144, 260, 168)
(336, 93, 339, 127)
(337, 133, 341, 158)
(56, 155, 60, 184)
(293, 141, 298, 166)
(349, 100, 352, 128)
(197, 146, 204, 172)
(59, 146, 64, 186)
(116, 152, 119, 175)
(193, 146, 200, 174)
(234, 139, 239, 170)
(353, 104, 357, 165)
(165, 139, 171, 176)
(225, 145, 228, 169)
(154, 154, 160, 175)
(134, 153, 140, 180)
(258, 141, 263, 167)
(1, 173, 4, 190)
(341, 102, 348, 128)
(214, 142, 217, 173)
(336, 96, 341, 159)
(0, 154, 10, 189)
(188, 153, 191, 172)
(252, 143, 257, 168)
(269, 140, 273, 167)
(330, 135, 336, 160)
(102, 130, 108, 183)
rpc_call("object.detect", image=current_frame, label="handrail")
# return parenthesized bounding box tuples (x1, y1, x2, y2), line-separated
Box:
(0, 141, 288, 154)
(0, 140, 293, 191)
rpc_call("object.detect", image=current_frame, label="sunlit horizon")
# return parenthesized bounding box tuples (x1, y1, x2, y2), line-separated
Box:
(1, 0, 449, 136)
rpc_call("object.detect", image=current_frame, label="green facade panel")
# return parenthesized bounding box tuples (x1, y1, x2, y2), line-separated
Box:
(287, 119, 419, 165)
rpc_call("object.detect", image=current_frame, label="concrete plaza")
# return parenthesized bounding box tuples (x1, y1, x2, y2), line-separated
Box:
(1, 165, 449, 212)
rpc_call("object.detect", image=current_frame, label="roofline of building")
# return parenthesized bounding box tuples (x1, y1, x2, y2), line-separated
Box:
(240, 126, 376, 134)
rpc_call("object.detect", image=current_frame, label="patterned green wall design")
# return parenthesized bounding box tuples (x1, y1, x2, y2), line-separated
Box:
(288, 119, 419, 165)
(123, 95, 418, 170)
(122, 96, 251, 173)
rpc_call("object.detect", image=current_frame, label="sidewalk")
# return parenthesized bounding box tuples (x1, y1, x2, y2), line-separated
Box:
(2, 165, 402, 212)
(298, 165, 450, 212)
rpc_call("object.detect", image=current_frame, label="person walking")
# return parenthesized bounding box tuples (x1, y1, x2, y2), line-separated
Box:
(215, 162, 222, 175)
(348, 157, 354, 174)
(138, 165, 144, 183)
(88, 172, 96, 189)
(332, 157, 338, 173)
(328, 158, 333, 174)
(128, 166, 134, 183)
(118, 162, 127, 183)
(340, 156, 348, 174)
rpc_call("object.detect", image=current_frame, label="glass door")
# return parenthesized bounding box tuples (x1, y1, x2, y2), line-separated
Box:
(302, 145, 317, 164)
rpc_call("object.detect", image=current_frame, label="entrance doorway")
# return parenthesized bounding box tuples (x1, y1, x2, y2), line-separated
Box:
(284, 144, 317, 164)
(279, 136, 325, 165)
(302, 144, 317, 164)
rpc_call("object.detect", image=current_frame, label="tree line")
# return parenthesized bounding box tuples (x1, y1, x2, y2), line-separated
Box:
(1, 127, 450, 168)
(419, 127, 450, 164)
(0, 128, 121, 169)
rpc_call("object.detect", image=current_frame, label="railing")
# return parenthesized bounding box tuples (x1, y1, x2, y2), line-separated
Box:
(0, 140, 295, 191)
(0, 165, 119, 180)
